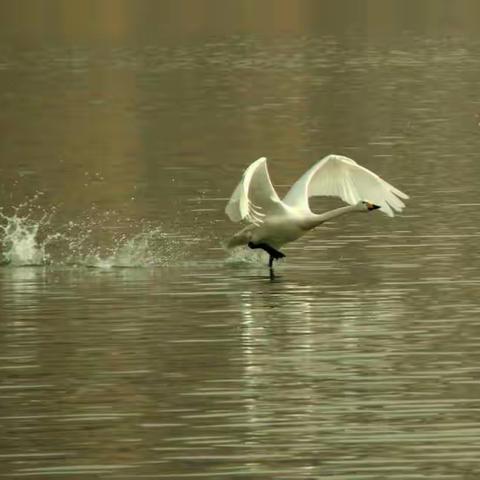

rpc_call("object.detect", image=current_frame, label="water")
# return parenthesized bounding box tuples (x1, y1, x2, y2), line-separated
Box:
(1, 1, 480, 478)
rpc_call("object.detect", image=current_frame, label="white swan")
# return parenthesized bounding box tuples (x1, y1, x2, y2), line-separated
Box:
(225, 154, 408, 269)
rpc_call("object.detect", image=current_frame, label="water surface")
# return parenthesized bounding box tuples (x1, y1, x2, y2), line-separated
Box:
(1, 1, 480, 478)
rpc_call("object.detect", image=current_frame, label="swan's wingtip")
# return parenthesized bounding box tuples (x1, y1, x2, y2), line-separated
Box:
(248, 156, 268, 168)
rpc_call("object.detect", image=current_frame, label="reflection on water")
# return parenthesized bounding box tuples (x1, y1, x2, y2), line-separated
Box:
(2, 261, 480, 478)
(1, 1, 480, 479)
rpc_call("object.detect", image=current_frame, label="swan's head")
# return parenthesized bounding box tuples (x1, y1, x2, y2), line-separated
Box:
(358, 201, 381, 212)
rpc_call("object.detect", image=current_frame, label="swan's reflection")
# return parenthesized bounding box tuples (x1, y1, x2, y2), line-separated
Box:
(231, 273, 409, 453)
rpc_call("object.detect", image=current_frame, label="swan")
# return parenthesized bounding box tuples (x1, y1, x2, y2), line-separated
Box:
(225, 154, 408, 270)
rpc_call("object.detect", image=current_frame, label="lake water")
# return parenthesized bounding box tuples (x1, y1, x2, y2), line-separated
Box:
(1, 1, 480, 478)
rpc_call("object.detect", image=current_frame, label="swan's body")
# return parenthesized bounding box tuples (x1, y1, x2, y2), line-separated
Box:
(225, 154, 409, 269)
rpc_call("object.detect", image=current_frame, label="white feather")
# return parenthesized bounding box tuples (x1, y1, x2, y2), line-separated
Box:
(225, 157, 288, 224)
(283, 154, 409, 217)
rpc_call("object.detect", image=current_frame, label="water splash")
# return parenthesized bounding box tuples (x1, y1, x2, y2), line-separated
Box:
(0, 195, 61, 266)
(224, 246, 268, 266)
(0, 199, 183, 268)
(81, 229, 181, 268)
(0, 212, 47, 265)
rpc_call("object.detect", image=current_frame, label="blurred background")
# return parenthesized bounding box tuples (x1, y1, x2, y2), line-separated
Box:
(1, 0, 479, 220)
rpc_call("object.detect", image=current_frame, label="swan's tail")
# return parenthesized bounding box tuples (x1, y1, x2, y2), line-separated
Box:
(226, 225, 254, 249)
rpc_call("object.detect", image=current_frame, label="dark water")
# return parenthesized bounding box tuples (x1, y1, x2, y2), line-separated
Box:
(1, 1, 480, 478)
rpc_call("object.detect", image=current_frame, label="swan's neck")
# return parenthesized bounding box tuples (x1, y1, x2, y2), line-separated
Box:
(303, 205, 358, 230)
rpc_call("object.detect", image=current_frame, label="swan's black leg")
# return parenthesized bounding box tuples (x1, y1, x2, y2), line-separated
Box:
(268, 255, 274, 269)
(248, 242, 285, 276)
(248, 242, 285, 260)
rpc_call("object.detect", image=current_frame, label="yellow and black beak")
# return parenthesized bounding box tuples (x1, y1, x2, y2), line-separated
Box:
(367, 203, 381, 211)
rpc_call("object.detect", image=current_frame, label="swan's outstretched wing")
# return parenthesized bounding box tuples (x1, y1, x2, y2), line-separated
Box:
(283, 154, 409, 217)
(225, 157, 287, 224)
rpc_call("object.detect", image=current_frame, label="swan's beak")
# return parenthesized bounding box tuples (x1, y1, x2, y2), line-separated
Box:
(368, 203, 381, 211)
